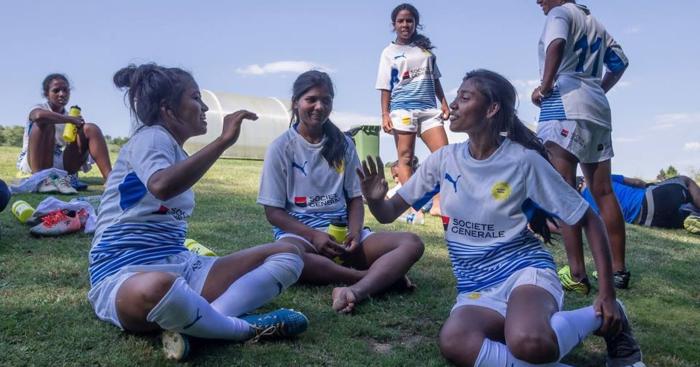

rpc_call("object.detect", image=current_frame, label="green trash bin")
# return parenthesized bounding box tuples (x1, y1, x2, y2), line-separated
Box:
(349, 125, 380, 161)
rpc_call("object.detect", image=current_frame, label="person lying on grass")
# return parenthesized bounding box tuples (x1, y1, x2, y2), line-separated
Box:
(88, 63, 308, 361)
(257, 70, 424, 314)
(357, 69, 644, 367)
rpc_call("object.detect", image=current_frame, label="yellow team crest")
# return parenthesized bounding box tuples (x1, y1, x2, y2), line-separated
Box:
(335, 160, 345, 174)
(467, 292, 481, 300)
(401, 116, 411, 126)
(491, 181, 511, 201)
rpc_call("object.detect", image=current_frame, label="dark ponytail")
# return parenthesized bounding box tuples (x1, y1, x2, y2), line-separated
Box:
(391, 3, 434, 50)
(464, 69, 556, 242)
(290, 70, 346, 170)
(113, 63, 195, 127)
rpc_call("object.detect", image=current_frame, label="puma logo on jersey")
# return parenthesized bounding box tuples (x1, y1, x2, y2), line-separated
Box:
(393, 53, 406, 60)
(292, 160, 308, 176)
(183, 308, 203, 330)
(445, 173, 462, 193)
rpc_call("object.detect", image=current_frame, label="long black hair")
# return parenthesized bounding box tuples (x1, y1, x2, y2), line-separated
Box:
(113, 63, 194, 127)
(291, 70, 346, 170)
(391, 3, 434, 50)
(464, 69, 557, 242)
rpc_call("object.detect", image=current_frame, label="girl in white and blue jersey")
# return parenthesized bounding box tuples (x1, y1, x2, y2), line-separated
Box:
(531, 0, 631, 291)
(258, 70, 424, 314)
(359, 70, 643, 366)
(88, 63, 307, 360)
(376, 3, 450, 216)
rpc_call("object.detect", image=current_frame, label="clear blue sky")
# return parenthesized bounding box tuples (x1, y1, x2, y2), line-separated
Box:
(1, 0, 697, 179)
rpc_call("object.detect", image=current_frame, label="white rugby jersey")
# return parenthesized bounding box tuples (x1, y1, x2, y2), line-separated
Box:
(257, 125, 362, 239)
(89, 125, 191, 286)
(17, 103, 67, 170)
(398, 139, 589, 293)
(375, 43, 441, 111)
(538, 3, 628, 128)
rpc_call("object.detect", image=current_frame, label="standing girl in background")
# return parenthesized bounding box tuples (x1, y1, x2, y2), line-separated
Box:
(376, 3, 449, 216)
(88, 63, 307, 361)
(359, 70, 643, 367)
(258, 70, 424, 314)
(17, 73, 112, 192)
(531, 0, 630, 291)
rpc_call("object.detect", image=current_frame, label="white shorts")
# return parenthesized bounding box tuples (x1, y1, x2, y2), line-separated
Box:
(278, 227, 374, 254)
(450, 267, 564, 317)
(390, 108, 444, 136)
(87, 251, 217, 329)
(536, 119, 614, 163)
(17, 145, 93, 175)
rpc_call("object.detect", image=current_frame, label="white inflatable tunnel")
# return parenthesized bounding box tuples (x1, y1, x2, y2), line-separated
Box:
(184, 89, 292, 159)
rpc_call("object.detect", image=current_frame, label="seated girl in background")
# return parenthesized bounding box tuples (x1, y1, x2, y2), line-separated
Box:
(357, 69, 644, 367)
(258, 70, 424, 314)
(17, 73, 112, 192)
(88, 63, 308, 361)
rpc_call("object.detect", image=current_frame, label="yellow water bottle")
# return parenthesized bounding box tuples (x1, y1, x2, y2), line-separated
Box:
(327, 218, 348, 264)
(63, 105, 81, 143)
(184, 238, 217, 256)
(11, 200, 36, 223)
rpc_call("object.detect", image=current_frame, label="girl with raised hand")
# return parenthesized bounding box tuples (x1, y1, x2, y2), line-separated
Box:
(531, 0, 630, 291)
(88, 63, 307, 361)
(258, 70, 424, 314)
(376, 3, 449, 216)
(17, 73, 112, 192)
(358, 70, 643, 367)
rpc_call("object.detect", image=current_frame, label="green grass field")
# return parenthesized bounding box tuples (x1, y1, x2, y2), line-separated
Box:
(1, 145, 698, 366)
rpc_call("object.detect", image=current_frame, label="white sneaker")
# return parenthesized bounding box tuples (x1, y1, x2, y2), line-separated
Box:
(37, 178, 58, 193)
(52, 176, 78, 195)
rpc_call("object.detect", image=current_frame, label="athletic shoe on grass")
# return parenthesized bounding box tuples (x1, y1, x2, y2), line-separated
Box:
(29, 209, 83, 237)
(604, 300, 645, 367)
(52, 175, 78, 195)
(558, 265, 591, 295)
(67, 173, 89, 191)
(592, 269, 631, 290)
(37, 177, 59, 194)
(162, 330, 190, 361)
(684, 215, 700, 235)
(241, 308, 308, 342)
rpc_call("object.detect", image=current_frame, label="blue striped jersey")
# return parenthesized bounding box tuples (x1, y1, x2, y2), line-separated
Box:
(88, 125, 192, 286)
(375, 43, 441, 112)
(258, 125, 362, 237)
(398, 140, 589, 293)
(538, 3, 628, 128)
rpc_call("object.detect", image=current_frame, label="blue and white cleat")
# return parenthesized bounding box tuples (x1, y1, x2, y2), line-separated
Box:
(241, 308, 308, 342)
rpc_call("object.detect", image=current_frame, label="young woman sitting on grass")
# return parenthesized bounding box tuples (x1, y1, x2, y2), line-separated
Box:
(87, 63, 308, 361)
(258, 70, 424, 314)
(17, 73, 112, 192)
(357, 69, 644, 367)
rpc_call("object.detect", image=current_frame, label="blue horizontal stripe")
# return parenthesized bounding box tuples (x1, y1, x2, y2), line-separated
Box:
(445, 231, 555, 293)
(273, 209, 347, 239)
(89, 222, 188, 286)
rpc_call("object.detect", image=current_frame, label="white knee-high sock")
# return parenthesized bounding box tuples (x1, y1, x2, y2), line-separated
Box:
(550, 306, 602, 360)
(211, 252, 303, 317)
(146, 277, 252, 341)
(474, 339, 572, 367)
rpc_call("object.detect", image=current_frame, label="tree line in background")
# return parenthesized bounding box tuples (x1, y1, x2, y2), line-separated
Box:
(0, 125, 129, 147)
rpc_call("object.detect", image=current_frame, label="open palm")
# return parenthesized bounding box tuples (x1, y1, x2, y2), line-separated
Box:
(356, 156, 389, 201)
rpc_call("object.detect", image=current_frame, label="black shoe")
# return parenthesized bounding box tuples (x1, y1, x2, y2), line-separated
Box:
(613, 270, 631, 289)
(604, 300, 645, 367)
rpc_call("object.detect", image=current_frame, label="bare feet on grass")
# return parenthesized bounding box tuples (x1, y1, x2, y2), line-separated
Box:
(332, 287, 359, 314)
